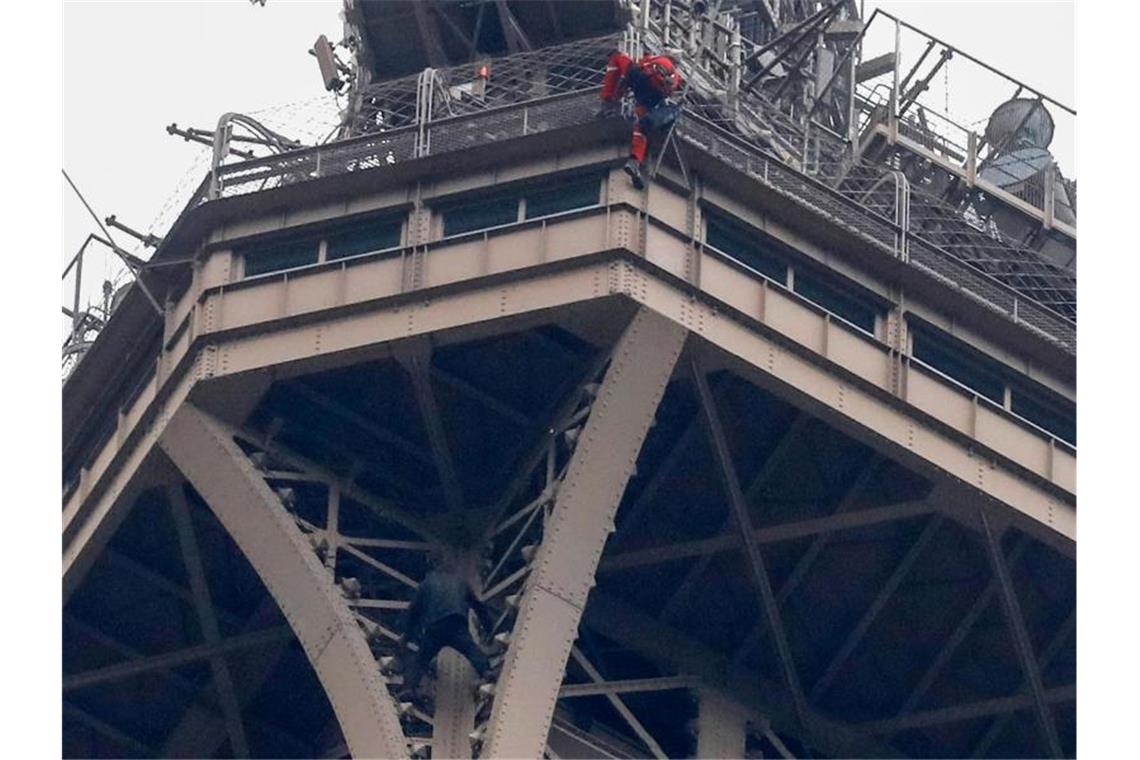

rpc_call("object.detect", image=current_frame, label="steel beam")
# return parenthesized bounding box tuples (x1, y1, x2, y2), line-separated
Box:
(64, 703, 153, 757)
(600, 497, 932, 572)
(895, 537, 1031, 717)
(158, 403, 409, 760)
(159, 599, 298, 759)
(398, 343, 465, 513)
(970, 609, 1075, 758)
(481, 308, 687, 759)
(809, 514, 944, 702)
(569, 647, 667, 759)
(692, 358, 809, 726)
(696, 689, 749, 759)
(980, 510, 1063, 758)
(658, 410, 810, 622)
(63, 626, 293, 691)
(558, 675, 698, 698)
(433, 649, 478, 760)
(582, 591, 900, 759)
(729, 457, 881, 668)
(860, 685, 1075, 735)
(167, 484, 250, 758)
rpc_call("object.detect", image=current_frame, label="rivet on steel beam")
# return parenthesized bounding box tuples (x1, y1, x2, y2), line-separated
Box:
(275, 486, 296, 511)
(249, 451, 269, 472)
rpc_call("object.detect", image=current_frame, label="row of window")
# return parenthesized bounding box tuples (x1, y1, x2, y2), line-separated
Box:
(704, 209, 1075, 445)
(236, 184, 1073, 446)
(239, 174, 603, 278)
(705, 212, 880, 334)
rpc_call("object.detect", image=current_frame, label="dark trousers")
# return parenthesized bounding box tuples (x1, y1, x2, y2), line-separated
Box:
(402, 614, 490, 693)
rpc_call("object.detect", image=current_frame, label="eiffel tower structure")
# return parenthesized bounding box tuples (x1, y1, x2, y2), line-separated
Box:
(63, 2, 1075, 757)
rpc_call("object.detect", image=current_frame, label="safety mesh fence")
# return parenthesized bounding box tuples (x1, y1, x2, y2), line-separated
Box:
(194, 34, 1074, 352)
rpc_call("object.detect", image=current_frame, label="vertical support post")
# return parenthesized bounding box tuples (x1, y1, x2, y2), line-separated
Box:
(696, 689, 749, 759)
(966, 131, 978, 186)
(889, 19, 901, 142)
(433, 649, 478, 759)
(1043, 160, 1056, 229)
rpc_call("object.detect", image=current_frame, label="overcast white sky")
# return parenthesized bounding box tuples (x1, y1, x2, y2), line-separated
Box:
(62, 0, 1075, 329)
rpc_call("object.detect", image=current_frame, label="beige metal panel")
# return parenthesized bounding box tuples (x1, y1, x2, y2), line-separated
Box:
(827, 325, 892, 389)
(283, 267, 347, 316)
(199, 249, 235, 289)
(643, 224, 691, 280)
(645, 181, 690, 227)
(158, 403, 409, 760)
(619, 269, 1075, 541)
(207, 264, 614, 380)
(345, 256, 406, 302)
(543, 215, 611, 263)
(285, 199, 353, 229)
(62, 361, 199, 600)
(906, 365, 977, 432)
(483, 308, 688, 759)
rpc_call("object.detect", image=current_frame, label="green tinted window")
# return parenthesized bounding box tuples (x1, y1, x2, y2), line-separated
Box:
(705, 214, 787, 284)
(444, 196, 519, 236)
(327, 218, 402, 260)
(912, 327, 1005, 404)
(525, 177, 600, 219)
(242, 239, 318, 277)
(794, 272, 879, 334)
(1011, 385, 1076, 444)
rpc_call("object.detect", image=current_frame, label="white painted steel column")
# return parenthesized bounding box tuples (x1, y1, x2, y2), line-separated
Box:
(696, 689, 749, 759)
(433, 649, 478, 759)
(159, 402, 409, 760)
(480, 308, 688, 759)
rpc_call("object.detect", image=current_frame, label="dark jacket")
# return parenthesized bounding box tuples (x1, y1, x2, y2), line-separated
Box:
(401, 568, 489, 640)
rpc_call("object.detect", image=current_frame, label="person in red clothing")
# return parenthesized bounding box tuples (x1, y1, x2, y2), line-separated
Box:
(598, 49, 684, 189)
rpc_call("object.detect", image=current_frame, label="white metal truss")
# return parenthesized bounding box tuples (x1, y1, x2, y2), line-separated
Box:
(158, 403, 411, 760)
(480, 308, 688, 759)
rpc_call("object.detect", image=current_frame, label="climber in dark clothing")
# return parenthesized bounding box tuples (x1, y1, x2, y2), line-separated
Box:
(397, 562, 493, 698)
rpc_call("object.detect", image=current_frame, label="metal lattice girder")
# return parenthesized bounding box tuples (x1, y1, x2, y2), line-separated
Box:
(696, 689, 750, 759)
(433, 649, 478, 760)
(481, 308, 688, 759)
(158, 403, 410, 760)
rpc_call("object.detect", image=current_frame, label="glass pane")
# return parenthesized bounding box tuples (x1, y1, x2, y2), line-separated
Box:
(243, 239, 318, 277)
(794, 272, 879, 334)
(327, 218, 402, 260)
(524, 177, 600, 219)
(705, 214, 787, 284)
(1011, 386, 1076, 444)
(443, 196, 518, 236)
(912, 328, 1005, 403)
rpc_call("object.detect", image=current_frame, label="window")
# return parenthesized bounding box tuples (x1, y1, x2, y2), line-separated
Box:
(794, 271, 879, 334)
(524, 176, 600, 219)
(242, 238, 319, 277)
(327, 217, 402, 261)
(1011, 385, 1076, 445)
(911, 326, 1006, 404)
(443, 196, 519, 236)
(705, 213, 787, 284)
